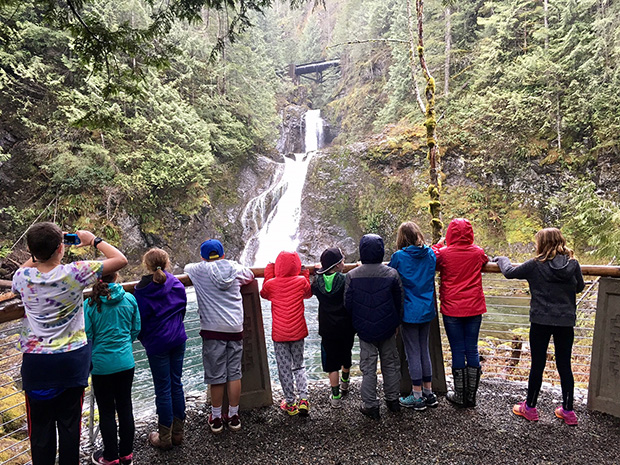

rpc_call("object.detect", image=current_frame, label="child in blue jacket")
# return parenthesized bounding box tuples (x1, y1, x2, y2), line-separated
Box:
(85, 272, 141, 465)
(389, 222, 438, 411)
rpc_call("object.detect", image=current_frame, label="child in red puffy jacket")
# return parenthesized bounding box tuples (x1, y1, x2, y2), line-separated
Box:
(260, 251, 313, 416)
(432, 218, 488, 408)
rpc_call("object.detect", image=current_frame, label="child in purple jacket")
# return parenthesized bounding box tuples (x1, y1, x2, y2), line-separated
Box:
(134, 248, 187, 450)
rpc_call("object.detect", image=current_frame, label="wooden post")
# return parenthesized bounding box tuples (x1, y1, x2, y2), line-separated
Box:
(588, 277, 620, 417)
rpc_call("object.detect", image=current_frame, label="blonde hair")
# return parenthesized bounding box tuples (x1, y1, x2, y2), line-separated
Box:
(143, 248, 169, 284)
(535, 228, 574, 262)
(396, 221, 425, 249)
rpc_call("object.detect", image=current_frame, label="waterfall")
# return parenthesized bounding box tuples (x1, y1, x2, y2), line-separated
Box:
(240, 109, 323, 267)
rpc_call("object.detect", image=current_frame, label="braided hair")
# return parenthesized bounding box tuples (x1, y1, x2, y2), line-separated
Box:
(88, 272, 118, 313)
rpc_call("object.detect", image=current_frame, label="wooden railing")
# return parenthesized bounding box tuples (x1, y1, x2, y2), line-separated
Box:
(1, 262, 619, 324)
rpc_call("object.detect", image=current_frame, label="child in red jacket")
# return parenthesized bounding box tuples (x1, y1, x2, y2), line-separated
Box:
(260, 251, 313, 416)
(432, 218, 488, 408)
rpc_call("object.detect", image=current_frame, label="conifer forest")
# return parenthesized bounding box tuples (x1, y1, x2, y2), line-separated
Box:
(1, 0, 619, 269)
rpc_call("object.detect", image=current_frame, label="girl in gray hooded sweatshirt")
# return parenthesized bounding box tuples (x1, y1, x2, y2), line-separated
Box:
(494, 228, 584, 426)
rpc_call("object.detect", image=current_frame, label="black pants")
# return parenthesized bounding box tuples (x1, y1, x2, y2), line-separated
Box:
(25, 387, 85, 465)
(92, 368, 135, 461)
(527, 323, 574, 410)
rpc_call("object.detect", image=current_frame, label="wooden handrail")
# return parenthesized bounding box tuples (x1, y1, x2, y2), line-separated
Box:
(1, 262, 619, 325)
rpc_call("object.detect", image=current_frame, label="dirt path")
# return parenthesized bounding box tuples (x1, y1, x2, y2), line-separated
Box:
(131, 378, 620, 465)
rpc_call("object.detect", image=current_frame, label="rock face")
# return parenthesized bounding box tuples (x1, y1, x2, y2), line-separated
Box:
(298, 143, 369, 264)
(296, 124, 620, 263)
(276, 105, 307, 157)
(597, 148, 620, 193)
(111, 154, 281, 276)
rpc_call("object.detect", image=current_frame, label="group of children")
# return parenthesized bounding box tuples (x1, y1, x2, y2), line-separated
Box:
(11, 218, 585, 464)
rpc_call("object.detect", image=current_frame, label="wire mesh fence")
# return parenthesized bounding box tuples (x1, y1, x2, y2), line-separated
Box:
(0, 273, 601, 464)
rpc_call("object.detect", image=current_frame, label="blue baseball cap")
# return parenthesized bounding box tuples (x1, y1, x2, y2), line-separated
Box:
(200, 239, 225, 260)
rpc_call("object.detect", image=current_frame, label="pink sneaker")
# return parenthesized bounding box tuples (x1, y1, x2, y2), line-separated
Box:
(513, 401, 539, 421)
(555, 406, 578, 426)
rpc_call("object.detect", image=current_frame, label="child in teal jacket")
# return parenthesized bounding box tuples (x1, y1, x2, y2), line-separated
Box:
(85, 273, 141, 465)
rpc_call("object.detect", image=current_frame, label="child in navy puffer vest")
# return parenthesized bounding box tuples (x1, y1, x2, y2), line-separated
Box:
(345, 234, 403, 419)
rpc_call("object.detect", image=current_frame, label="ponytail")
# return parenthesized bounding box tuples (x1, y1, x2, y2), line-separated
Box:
(153, 266, 166, 284)
(143, 248, 169, 284)
(88, 272, 118, 312)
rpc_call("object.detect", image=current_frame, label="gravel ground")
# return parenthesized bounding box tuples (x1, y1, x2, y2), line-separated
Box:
(129, 378, 620, 465)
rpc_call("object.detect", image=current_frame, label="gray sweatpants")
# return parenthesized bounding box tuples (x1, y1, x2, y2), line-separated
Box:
(359, 335, 401, 409)
(274, 340, 308, 404)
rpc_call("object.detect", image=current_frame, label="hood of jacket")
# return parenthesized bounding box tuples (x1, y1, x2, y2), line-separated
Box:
(274, 251, 302, 277)
(106, 282, 126, 304)
(446, 218, 474, 246)
(360, 234, 384, 264)
(539, 254, 579, 282)
(314, 272, 346, 296)
(402, 244, 431, 258)
(207, 260, 238, 290)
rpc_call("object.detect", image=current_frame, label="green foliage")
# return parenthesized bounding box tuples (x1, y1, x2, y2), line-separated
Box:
(0, 0, 284, 237)
(0, 0, 319, 95)
(550, 179, 620, 258)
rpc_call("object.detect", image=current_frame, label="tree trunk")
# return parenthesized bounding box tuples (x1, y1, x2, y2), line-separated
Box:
(544, 0, 549, 50)
(410, 0, 443, 244)
(406, 0, 426, 114)
(556, 93, 562, 150)
(444, 6, 451, 96)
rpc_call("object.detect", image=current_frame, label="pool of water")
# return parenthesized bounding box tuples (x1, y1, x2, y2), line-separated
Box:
(131, 287, 361, 414)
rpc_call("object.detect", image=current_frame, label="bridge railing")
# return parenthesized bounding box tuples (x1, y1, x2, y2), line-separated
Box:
(0, 262, 618, 465)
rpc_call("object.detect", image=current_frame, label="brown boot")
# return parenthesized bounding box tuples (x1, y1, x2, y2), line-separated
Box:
(172, 417, 185, 446)
(148, 423, 173, 450)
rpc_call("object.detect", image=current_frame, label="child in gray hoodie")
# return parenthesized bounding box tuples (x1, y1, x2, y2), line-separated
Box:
(184, 240, 254, 433)
(494, 228, 584, 426)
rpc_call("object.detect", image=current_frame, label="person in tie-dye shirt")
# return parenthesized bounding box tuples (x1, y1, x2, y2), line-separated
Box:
(11, 222, 127, 465)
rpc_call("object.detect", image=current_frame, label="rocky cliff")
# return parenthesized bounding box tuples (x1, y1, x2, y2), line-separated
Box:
(298, 123, 619, 263)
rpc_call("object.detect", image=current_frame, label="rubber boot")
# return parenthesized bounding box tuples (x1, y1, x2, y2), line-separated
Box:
(172, 417, 185, 446)
(446, 368, 467, 407)
(466, 366, 482, 408)
(148, 423, 173, 450)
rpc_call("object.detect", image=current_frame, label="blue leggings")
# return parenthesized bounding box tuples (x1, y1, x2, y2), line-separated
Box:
(443, 315, 482, 369)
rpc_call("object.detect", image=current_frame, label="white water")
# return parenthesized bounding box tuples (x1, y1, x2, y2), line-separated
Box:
(241, 109, 324, 267)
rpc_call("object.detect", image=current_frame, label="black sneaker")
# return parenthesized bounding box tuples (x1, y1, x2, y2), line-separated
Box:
(423, 392, 439, 408)
(386, 399, 401, 413)
(360, 405, 380, 420)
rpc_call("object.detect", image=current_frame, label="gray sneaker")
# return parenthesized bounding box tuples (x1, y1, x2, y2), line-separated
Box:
(340, 377, 350, 396)
(330, 395, 342, 409)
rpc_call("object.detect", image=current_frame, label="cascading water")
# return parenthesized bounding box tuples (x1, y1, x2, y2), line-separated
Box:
(241, 109, 324, 266)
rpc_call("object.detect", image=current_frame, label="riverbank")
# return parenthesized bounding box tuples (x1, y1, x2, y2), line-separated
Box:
(130, 377, 620, 465)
